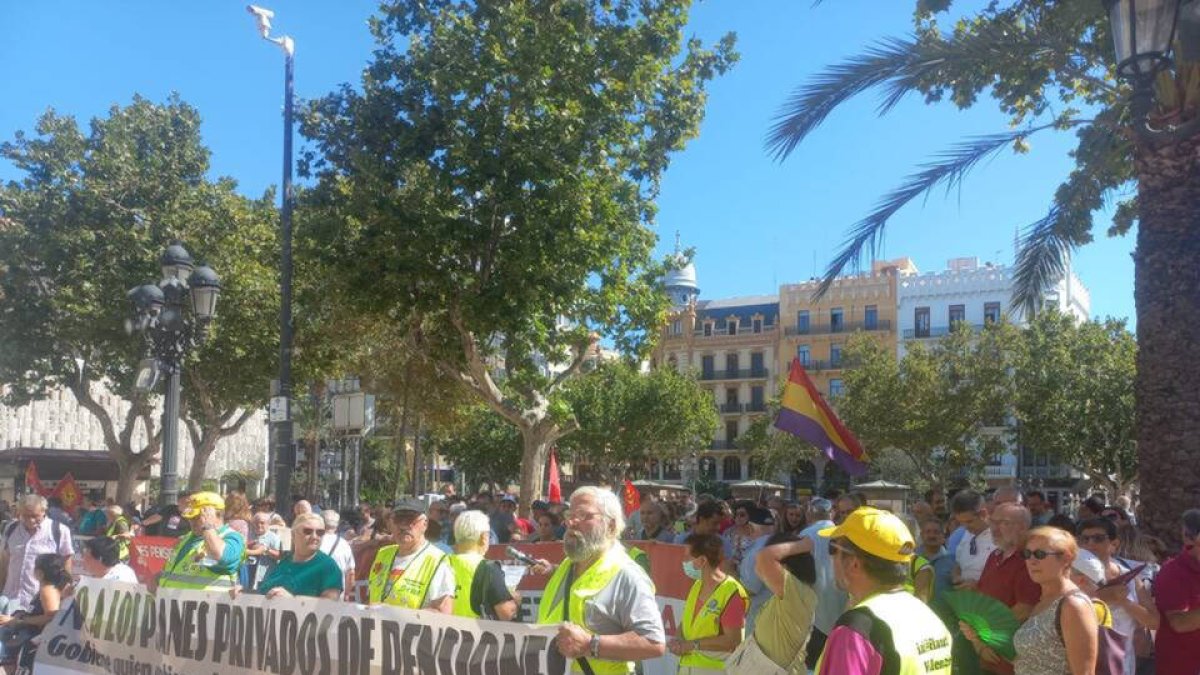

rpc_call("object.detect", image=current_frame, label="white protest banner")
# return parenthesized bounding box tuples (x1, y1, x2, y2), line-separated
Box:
(36, 578, 570, 675)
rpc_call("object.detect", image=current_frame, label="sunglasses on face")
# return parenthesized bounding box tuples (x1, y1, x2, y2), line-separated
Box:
(1021, 548, 1064, 560)
(301, 528, 325, 537)
(1078, 534, 1110, 544)
(828, 540, 851, 557)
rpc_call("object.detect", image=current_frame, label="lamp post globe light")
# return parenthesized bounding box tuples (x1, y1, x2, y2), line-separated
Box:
(247, 4, 297, 515)
(128, 241, 221, 508)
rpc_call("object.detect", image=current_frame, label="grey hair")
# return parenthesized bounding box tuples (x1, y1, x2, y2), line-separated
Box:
(808, 498, 832, 519)
(19, 494, 47, 512)
(569, 486, 625, 537)
(322, 510, 340, 528)
(292, 513, 323, 532)
(454, 510, 491, 544)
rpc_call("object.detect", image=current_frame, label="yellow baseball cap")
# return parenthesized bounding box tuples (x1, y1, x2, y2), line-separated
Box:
(180, 491, 225, 519)
(818, 506, 915, 562)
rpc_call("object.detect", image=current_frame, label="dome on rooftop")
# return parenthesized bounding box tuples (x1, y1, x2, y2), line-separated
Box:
(664, 256, 698, 291)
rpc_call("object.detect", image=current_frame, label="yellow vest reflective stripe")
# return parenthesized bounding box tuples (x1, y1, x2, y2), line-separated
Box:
(537, 544, 646, 675)
(680, 576, 749, 669)
(367, 543, 448, 609)
(448, 552, 484, 618)
(815, 589, 952, 675)
(106, 517, 130, 561)
(157, 528, 240, 590)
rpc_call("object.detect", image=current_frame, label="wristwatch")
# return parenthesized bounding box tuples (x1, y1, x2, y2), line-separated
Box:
(692, 640, 701, 652)
(589, 634, 601, 658)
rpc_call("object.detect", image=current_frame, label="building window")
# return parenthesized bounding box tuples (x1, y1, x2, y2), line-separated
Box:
(864, 305, 878, 330)
(830, 344, 842, 368)
(797, 310, 810, 334)
(726, 353, 739, 375)
(671, 319, 682, 335)
(750, 386, 764, 411)
(723, 456, 741, 479)
(701, 355, 714, 378)
(728, 319, 738, 336)
(726, 388, 739, 405)
(753, 317, 763, 333)
(725, 420, 739, 444)
(831, 307, 844, 333)
(915, 307, 931, 338)
(829, 379, 844, 397)
(750, 352, 765, 376)
(949, 304, 965, 327)
(984, 301, 1002, 324)
(798, 345, 811, 365)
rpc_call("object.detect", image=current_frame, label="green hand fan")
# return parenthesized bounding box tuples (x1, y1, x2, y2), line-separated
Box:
(943, 590, 1021, 661)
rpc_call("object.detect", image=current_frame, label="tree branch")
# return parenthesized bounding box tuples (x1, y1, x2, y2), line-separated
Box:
(549, 335, 598, 394)
(67, 378, 121, 455)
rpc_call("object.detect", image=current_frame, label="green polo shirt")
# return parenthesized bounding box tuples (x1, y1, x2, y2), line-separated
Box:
(258, 551, 343, 598)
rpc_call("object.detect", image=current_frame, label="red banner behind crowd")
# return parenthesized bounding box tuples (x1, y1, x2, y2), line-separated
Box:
(128, 535, 176, 581)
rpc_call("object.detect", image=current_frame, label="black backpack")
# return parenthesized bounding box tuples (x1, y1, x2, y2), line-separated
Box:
(3, 519, 63, 550)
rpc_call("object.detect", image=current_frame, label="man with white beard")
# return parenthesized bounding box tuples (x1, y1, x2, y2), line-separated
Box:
(533, 486, 666, 674)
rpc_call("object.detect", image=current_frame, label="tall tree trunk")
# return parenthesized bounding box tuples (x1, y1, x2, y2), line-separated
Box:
(187, 435, 219, 491)
(411, 416, 425, 497)
(518, 427, 555, 518)
(1134, 136, 1200, 550)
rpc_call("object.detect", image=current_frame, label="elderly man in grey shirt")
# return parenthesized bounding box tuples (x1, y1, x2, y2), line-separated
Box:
(533, 486, 665, 673)
(0, 494, 74, 613)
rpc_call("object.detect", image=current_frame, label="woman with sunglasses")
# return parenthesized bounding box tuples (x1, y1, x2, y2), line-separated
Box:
(249, 513, 343, 600)
(1010, 526, 1098, 674)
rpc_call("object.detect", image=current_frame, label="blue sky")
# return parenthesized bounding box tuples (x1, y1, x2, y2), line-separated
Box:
(0, 1, 1135, 323)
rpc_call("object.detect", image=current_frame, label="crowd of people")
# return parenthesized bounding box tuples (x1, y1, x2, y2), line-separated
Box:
(0, 484, 1195, 674)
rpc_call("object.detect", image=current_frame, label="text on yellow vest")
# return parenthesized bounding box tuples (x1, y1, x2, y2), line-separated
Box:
(157, 527, 240, 590)
(680, 575, 748, 669)
(448, 551, 485, 618)
(367, 542, 448, 609)
(816, 588, 952, 675)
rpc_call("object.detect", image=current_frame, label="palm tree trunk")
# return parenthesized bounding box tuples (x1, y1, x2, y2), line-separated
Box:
(1133, 136, 1200, 550)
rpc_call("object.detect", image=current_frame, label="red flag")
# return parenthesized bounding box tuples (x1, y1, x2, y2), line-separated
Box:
(52, 473, 83, 511)
(24, 461, 47, 496)
(622, 478, 641, 517)
(547, 449, 563, 504)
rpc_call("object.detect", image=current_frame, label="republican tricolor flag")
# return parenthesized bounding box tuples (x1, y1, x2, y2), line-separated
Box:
(774, 358, 869, 476)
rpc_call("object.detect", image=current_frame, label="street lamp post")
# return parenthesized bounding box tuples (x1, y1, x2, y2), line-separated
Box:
(128, 241, 221, 507)
(247, 5, 297, 514)
(1103, 0, 1200, 143)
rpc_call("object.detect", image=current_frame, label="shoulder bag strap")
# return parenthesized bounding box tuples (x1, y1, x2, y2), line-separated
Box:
(562, 565, 598, 675)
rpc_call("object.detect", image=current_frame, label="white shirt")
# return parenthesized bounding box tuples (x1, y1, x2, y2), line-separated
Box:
(954, 527, 995, 583)
(102, 563, 139, 584)
(389, 543, 455, 607)
(319, 533, 356, 575)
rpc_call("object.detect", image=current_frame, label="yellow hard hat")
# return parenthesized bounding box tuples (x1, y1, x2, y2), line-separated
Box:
(180, 491, 225, 519)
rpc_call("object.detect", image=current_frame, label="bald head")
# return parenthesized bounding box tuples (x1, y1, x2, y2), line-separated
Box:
(991, 503, 1031, 550)
(992, 486, 1022, 506)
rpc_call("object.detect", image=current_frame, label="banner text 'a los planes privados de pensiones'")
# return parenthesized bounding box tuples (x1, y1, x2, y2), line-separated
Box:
(36, 578, 569, 675)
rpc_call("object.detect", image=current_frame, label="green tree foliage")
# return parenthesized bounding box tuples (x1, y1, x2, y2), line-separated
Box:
(737, 386, 818, 483)
(298, 0, 737, 510)
(557, 361, 719, 480)
(836, 325, 1020, 485)
(1014, 310, 1137, 495)
(0, 96, 279, 501)
(433, 405, 524, 491)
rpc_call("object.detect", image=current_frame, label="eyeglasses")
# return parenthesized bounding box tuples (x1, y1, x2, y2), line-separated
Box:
(301, 528, 326, 537)
(1021, 548, 1064, 560)
(564, 511, 604, 524)
(1078, 534, 1110, 544)
(828, 540, 851, 557)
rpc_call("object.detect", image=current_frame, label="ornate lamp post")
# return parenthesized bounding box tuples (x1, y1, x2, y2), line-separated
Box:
(1103, 0, 1200, 142)
(128, 241, 221, 507)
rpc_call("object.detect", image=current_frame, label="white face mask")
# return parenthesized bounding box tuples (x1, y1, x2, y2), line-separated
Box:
(682, 559, 702, 580)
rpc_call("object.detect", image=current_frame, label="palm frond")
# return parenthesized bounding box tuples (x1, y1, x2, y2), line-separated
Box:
(1012, 207, 1073, 317)
(813, 125, 1057, 299)
(767, 21, 1041, 161)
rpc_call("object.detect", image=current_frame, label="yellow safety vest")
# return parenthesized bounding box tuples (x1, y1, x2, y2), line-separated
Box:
(157, 527, 241, 590)
(106, 516, 130, 561)
(538, 544, 649, 675)
(816, 588, 952, 675)
(367, 542, 448, 609)
(904, 553, 931, 595)
(448, 552, 485, 618)
(680, 575, 749, 669)
(628, 546, 650, 574)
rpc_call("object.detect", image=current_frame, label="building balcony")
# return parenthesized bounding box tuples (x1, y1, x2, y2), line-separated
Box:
(984, 465, 1017, 480)
(699, 368, 770, 381)
(798, 359, 843, 371)
(719, 403, 745, 414)
(693, 325, 778, 339)
(710, 439, 739, 450)
(746, 402, 767, 413)
(784, 319, 891, 336)
(902, 323, 985, 339)
(1020, 465, 1076, 480)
